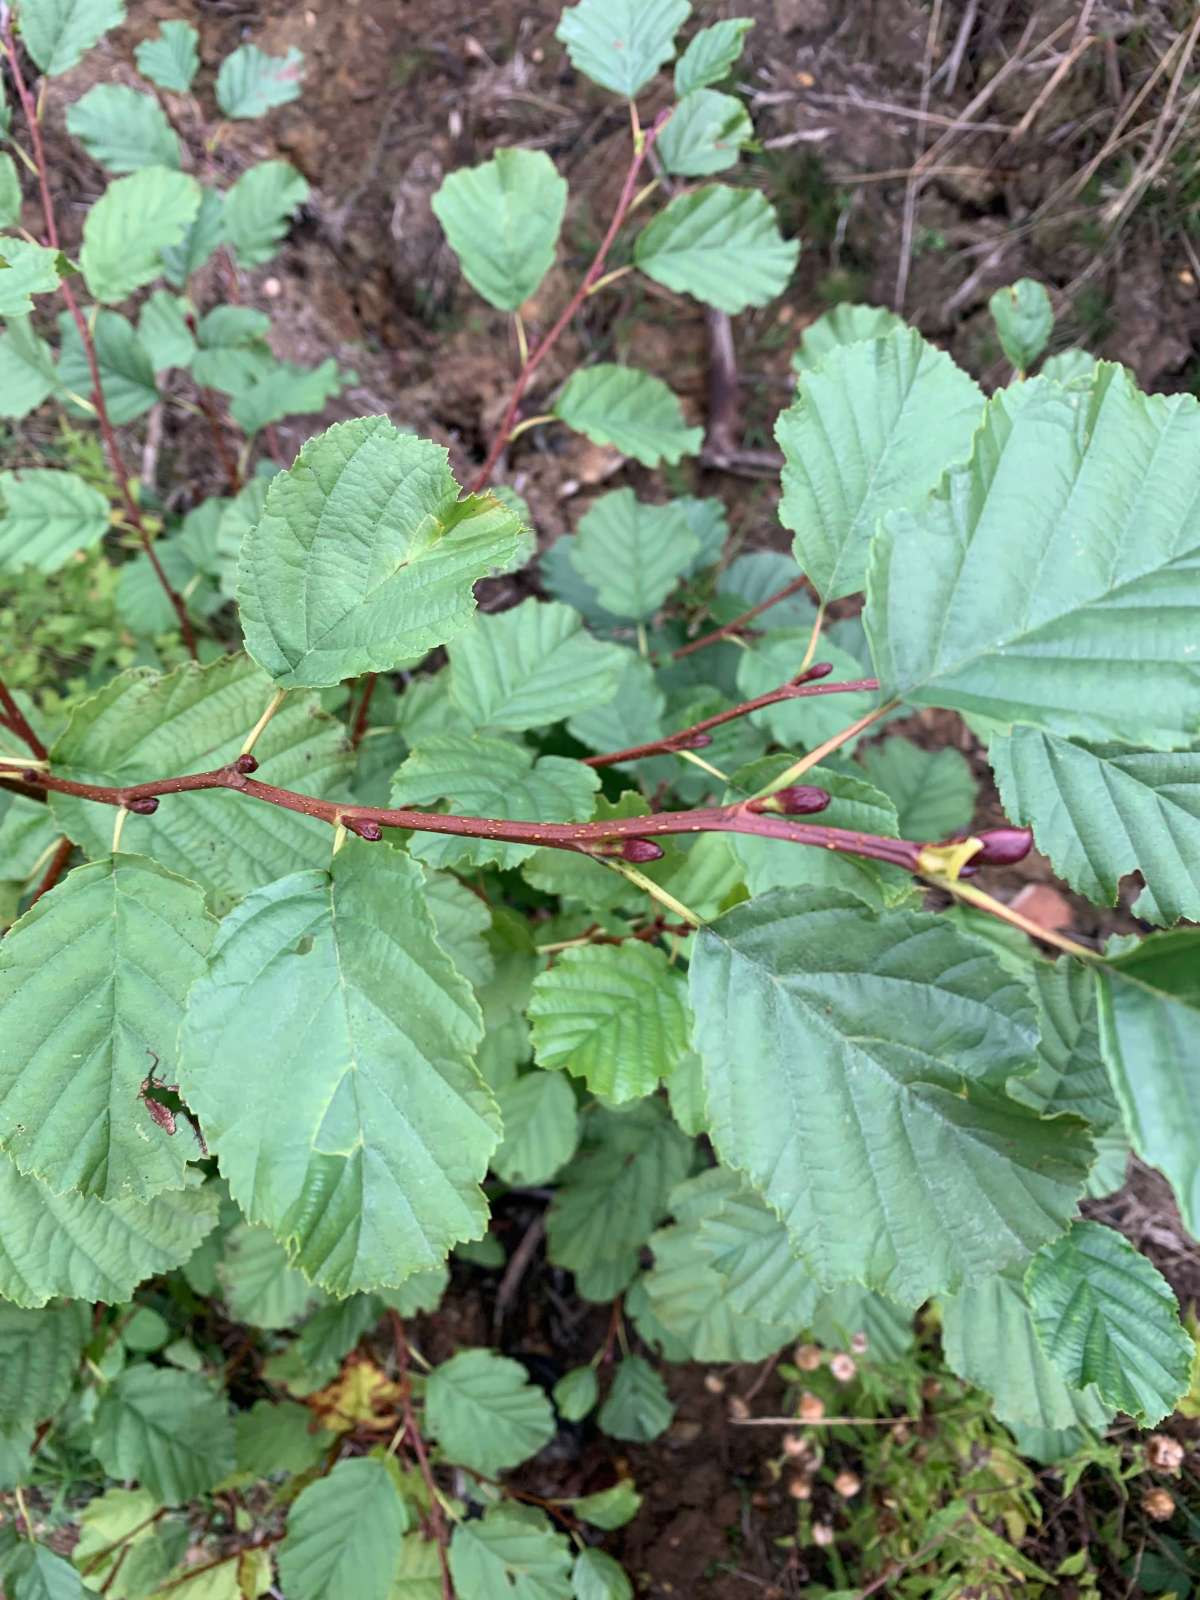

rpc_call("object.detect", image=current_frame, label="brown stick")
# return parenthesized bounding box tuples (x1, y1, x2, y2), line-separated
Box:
(671, 576, 812, 661)
(389, 1313, 453, 1600)
(349, 672, 378, 748)
(0, 672, 47, 758)
(195, 384, 243, 495)
(28, 836, 72, 907)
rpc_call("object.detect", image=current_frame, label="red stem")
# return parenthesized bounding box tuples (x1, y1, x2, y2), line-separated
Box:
(28, 836, 73, 907)
(350, 672, 378, 748)
(466, 107, 672, 494)
(389, 1313, 453, 1600)
(195, 384, 243, 495)
(672, 575, 813, 661)
(0, 672, 46, 758)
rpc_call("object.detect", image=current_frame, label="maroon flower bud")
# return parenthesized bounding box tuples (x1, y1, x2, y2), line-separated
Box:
(621, 839, 664, 863)
(676, 731, 714, 750)
(795, 661, 834, 683)
(957, 862, 980, 878)
(747, 786, 831, 816)
(345, 817, 383, 842)
(22, 769, 41, 784)
(235, 753, 259, 775)
(126, 796, 159, 815)
(974, 826, 1034, 866)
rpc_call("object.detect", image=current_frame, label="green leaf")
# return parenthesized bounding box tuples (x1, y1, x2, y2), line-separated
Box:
(448, 598, 625, 732)
(658, 89, 751, 177)
(222, 159, 309, 268)
(718, 550, 817, 628)
(93, 1366, 234, 1504)
(48, 656, 354, 915)
(20, 0, 124, 75)
(449, 1506, 572, 1600)
(135, 20, 199, 92)
(0, 469, 110, 574)
(865, 366, 1200, 748)
(216, 44, 304, 119)
(0, 238, 60, 315)
(72, 1487, 166, 1598)
(989, 277, 1053, 373)
(857, 736, 976, 841)
(0, 1302, 88, 1430)
(215, 471, 274, 596)
(190, 305, 273, 393)
(426, 1348, 555, 1475)
(0, 154, 22, 228)
(1041, 348, 1097, 385)
(634, 185, 797, 314)
(735, 634, 878, 748)
(564, 656, 665, 767)
(991, 727, 1200, 926)
(571, 1482, 641, 1531)
(58, 309, 159, 424)
(293, 1296, 381, 1383)
(137, 290, 195, 371)
(116, 536, 220, 637)
(80, 166, 201, 303)
(421, 870, 494, 989)
(10, 1543, 95, 1600)
(161, 187, 224, 287)
(219, 1222, 323, 1330)
(432, 147, 566, 312)
(233, 1399, 332, 1480)
(0, 317, 56, 419)
(552, 1366, 597, 1422)
(0, 854, 214, 1201)
(1026, 1221, 1192, 1425)
(690, 888, 1090, 1305)
(66, 85, 180, 173)
(777, 327, 983, 600)
(809, 1283, 914, 1360)
(278, 1457, 409, 1600)
(179, 840, 499, 1294)
(493, 1072, 579, 1186)
(529, 943, 691, 1104)
(572, 1549, 632, 1600)
(239, 417, 523, 687)
(569, 489, 699, 620)
(390, 735, 599, 871)
(554, 365, 702, 466)
(597, 1356, 673, 1442)
(1009, 958, 1118, 1129)
(555, 0, 690, 97)
(390, 1537, 444, 1598)
(689, 1170, 819, 1327)
(674, 17, 754, 93)
(791, 302, 906, 373)
(228, 356, 343, 434)
(546, 1101, 693, 1301)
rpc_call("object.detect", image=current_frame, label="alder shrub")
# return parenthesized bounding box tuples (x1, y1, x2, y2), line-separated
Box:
(0, 0, 1198, 1594)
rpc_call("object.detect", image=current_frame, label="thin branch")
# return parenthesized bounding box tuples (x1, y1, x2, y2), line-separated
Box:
(27, 835, 72, 907)
(350, 673, 378, 748)
(671, 576, 811, 661)
(0, 671, 47, 758)
(194, 383, 243, 495)
(389, 1312, 453, 1600)
(751, 701, 897, 798)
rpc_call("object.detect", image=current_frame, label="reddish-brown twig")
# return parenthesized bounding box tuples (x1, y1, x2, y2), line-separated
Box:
(671, 576, 813, 661)
(350, 673, 378, 748)
(0, 671, 46, 758)
(194, 384, 243, 495)
(389, 1312, 453, 1600)
(27, 836, 73, 907)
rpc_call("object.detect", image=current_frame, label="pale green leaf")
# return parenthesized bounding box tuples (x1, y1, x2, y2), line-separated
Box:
(777, 326, 983, 600)
(216, 44, 304, 119)
(66, 85, 180, 173)
(791, 302, 906, 374)
(48, 655, 354, 915)
(93, 1365, 234, 1504)
(449, 1506, 572, 1600)
(228, 357, 343, 434)
(597, 1356, 673, 1442)
(492, 1072, 579, 1186)
(0, 469, 110, 574)
(857, 736, 976, 841)
(1041, 348, 1097, 385)
(448, 598, 625, 732)
(865, 366, 1200, 747)
(991, 726, 1200, 926)
(552, 1366, 597, 1422)
(81, 166, 201, 303)
(540, 535, 621, 629)
(1009, 958, 1118, 1129)
(0, 317, 56, 419)
(20, 0, 124, 75)
(161, 187, 224, 288)
(634, 185, 797, 314)
(421, 869, 494, 989)
(215, 471, 274, 597)
(569, 489, 699, 620)
(563, 654, 665, 767)
(432, 147, 566, 312)
(1026, 1221, 1192, 1425)
(677, 494, 728, 571)
(190, 305, 273, 394)
(0, 154, 22, 228)
(116, 536, 220, 637)
(690, 887, 1090, 1305)
(529, 942, 690, 1104)
(72, 1487, 164, 1598)
(135, 20, 199, 92)
(658, 88, 750, 177)
(390, 1536, 443, 1598)
(0, 238, 60, 315)
(571, 1482, 641, 1531)
(10, 1543, 95, 1600)
(674, 17, 754, 93)
(990, 277, 1053, 373)
(0, 853, 214, 1200)
(572, 1549, 632, 1600)
(219, 1222, 323, 1330)
(278, 1457, 409, 1600)
(666, 1048, 707, 1135)
(223, 159, 308, 268)
(178, 840, 499, 1294)
(0, 1302, 88, 1430)
(137, 290, 195, 371)
(734, 634, 878, 748)
(809, 1283, 914, 1360)
(522, 792, 665, 912)
(554, 364, 702, 466)
(555, 0, 690, 97)
(718, 549, 817, 629)
(58, 309, 158, 424)
(239, 417, 523, 686)
(426, 1348, 555, 1475)
(689, 1169, 819, 1326)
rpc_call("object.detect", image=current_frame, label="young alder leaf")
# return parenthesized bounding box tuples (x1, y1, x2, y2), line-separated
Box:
(278, 1457, 408, 1600)
(19, 0, 125, 75)
(777, 326, 983, 601)
(233, 1399, 333, 1480)
(718, 549, 817, 628)
(216, 44, 304, 119)
(71, 1486, 166, 1596)
(529, 942, 691, 1104)
(239, 417, 524, 687)
(1041, 347, 1097, 385)
(215, 471, 273, 596)
(572, 1549, 633, 1600)
(447, 597, 626, 732)
(1008, 958, 1118, 1129)
(218, 1222, 323, 1330)
(137, 290, 195, 371)
(93, 1365, 235, 1504)
(554, 364, 703, 466)
(690, 887, 1090, 1307)
(223, 159, 310, 267)
(0, 1302, 88, 1431)
(857, 736, 977, 841)
(190, 305, 273, 393)
(0, 237, 61, 315)
(135, 20, 199, 92)
(989, 277, 1054, 373)
(736, 634, 877, 748)
(791, 302, 907, 373)
(65, 84, 181, 173)
(1026, 1221, 1193, 1425)
(228, 356, 343, 434)
(178, 840, 500, 1295)
(598, 1356, 673, 1442)
(555, 0, 690, 97)
(571, 1482, 641, 1531)
(540, 534, 622, 629)
(677, 493, 728, 572)
(991, 727, 1200, 927)
(0, 854, 214, 1201)
(0, 317, 57, 419)
(80, 166, 201, 304)
(941, 1271, 1112, 1432)
(634, 185, 798, 314)
(426, 1348, 555, 1475)
(432, 147, 567, 312)
(449, 1506, 573, 1600)
(688, 1169, 819, 1326)
(7, 1543, 96, 1600)
(0, 469, 110, 574)
(161, 186, 224, 287)
(565, 654, 666, 766)
(553, 1365, 598, 1422)
(492, 1072, 580, 1186)
(674, 17, 754, 93)
(47, 655, 354, 913)
(865, 366, 1200, 748)
(421, 870, 494, 989)
(58, 309, 159, 424)
(569, 489, 699, 620)
(657, 88, 751, 177)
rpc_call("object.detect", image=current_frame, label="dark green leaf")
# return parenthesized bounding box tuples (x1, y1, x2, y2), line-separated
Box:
(93, 1366, 235, 1504)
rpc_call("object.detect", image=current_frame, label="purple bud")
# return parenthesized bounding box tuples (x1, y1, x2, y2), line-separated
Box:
(748, 785, 831, 816)
(345, 817, 383, 842)
(22, 769, 41, 784)
(795, 661, 834, 683)
(676, 732, 714, 750)
(957, 863, 980, 878)
(235, 753, 259, 774)
(974, 826, 1034, 866)
(621, 839, 664, 863)
(126, 796, 159, 815)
